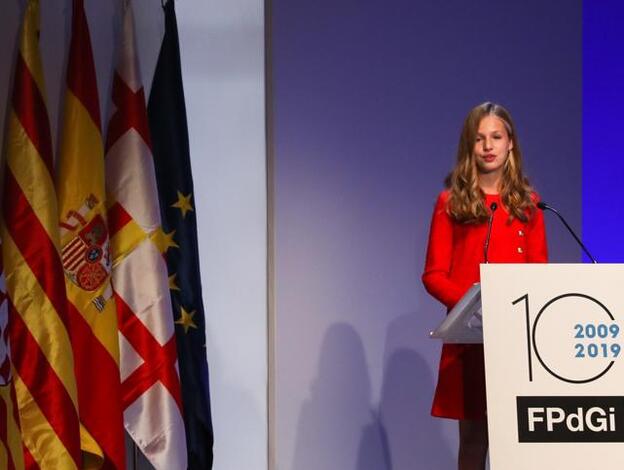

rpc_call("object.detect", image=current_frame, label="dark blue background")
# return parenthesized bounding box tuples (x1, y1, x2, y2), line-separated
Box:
(583, 0, 624, 262)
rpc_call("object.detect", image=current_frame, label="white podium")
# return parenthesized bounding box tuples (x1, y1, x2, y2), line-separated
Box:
(480, 264, 624, 470)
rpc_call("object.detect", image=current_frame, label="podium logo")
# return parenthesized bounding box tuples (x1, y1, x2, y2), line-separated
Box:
(513, 293, 620, 385)
(517, 396, 624, 442)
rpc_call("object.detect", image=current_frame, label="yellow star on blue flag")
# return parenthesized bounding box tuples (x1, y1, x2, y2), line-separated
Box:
(171, 190, 193, 218)
(175, 306, 198, 334)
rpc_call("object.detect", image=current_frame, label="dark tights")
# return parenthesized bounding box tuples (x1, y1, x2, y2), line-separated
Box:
(458, 419, 488, 470)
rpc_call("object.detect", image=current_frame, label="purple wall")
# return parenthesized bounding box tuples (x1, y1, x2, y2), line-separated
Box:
(271, 1, 581, 468)
(583, 1, 624, 262)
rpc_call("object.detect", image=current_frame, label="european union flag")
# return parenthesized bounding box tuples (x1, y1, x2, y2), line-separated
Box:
(147, 1, 214, 468)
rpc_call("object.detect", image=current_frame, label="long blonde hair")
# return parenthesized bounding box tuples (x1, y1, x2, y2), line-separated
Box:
(446, 102, 535, 223)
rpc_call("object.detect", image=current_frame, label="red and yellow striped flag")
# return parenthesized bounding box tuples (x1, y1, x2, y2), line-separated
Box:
(1, 1, 82, 468)
(57, 0, 125, 468)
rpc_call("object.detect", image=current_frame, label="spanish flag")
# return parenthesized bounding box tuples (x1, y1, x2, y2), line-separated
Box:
(56, 0, 126, 468)
(1, 1, 81, 468)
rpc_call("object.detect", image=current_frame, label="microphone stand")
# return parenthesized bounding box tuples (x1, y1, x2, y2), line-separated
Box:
(483, 202, 498, 264)
(537, 201, 597, 263)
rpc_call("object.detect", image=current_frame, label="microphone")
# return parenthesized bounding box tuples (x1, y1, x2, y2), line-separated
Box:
(483, 202, 498, 264)
(537, 201, 597, 263)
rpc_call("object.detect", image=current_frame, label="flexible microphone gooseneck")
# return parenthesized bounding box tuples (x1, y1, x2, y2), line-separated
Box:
(537, 201, 597, 263)
(483, 202, 498, 264)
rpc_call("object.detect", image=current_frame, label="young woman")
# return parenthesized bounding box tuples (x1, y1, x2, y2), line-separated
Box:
(422, 102, 548, 470)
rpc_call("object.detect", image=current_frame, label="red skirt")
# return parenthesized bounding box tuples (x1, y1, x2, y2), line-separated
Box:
(431, 343, 487, 420)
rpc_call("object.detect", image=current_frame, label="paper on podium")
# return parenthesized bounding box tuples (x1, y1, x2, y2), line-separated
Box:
(429, 283, 482, 343)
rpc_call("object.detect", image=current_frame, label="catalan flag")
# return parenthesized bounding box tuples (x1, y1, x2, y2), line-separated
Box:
(56, 0, 125, 468)
(1, 0, 82, 468)
(148, 1, 214, 467)
(105, 2, 187, 468)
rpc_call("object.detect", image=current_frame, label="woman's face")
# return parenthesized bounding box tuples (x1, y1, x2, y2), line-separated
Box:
(473, 115, 513, 175)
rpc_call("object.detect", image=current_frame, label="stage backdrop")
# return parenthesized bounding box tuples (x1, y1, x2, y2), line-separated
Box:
(0, 1, 267, 469)
(270, 0, 582, 468)
(583, 1, 624, 263)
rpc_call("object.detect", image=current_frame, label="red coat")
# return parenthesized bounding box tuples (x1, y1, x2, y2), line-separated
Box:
(422, 190, 547, 419)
